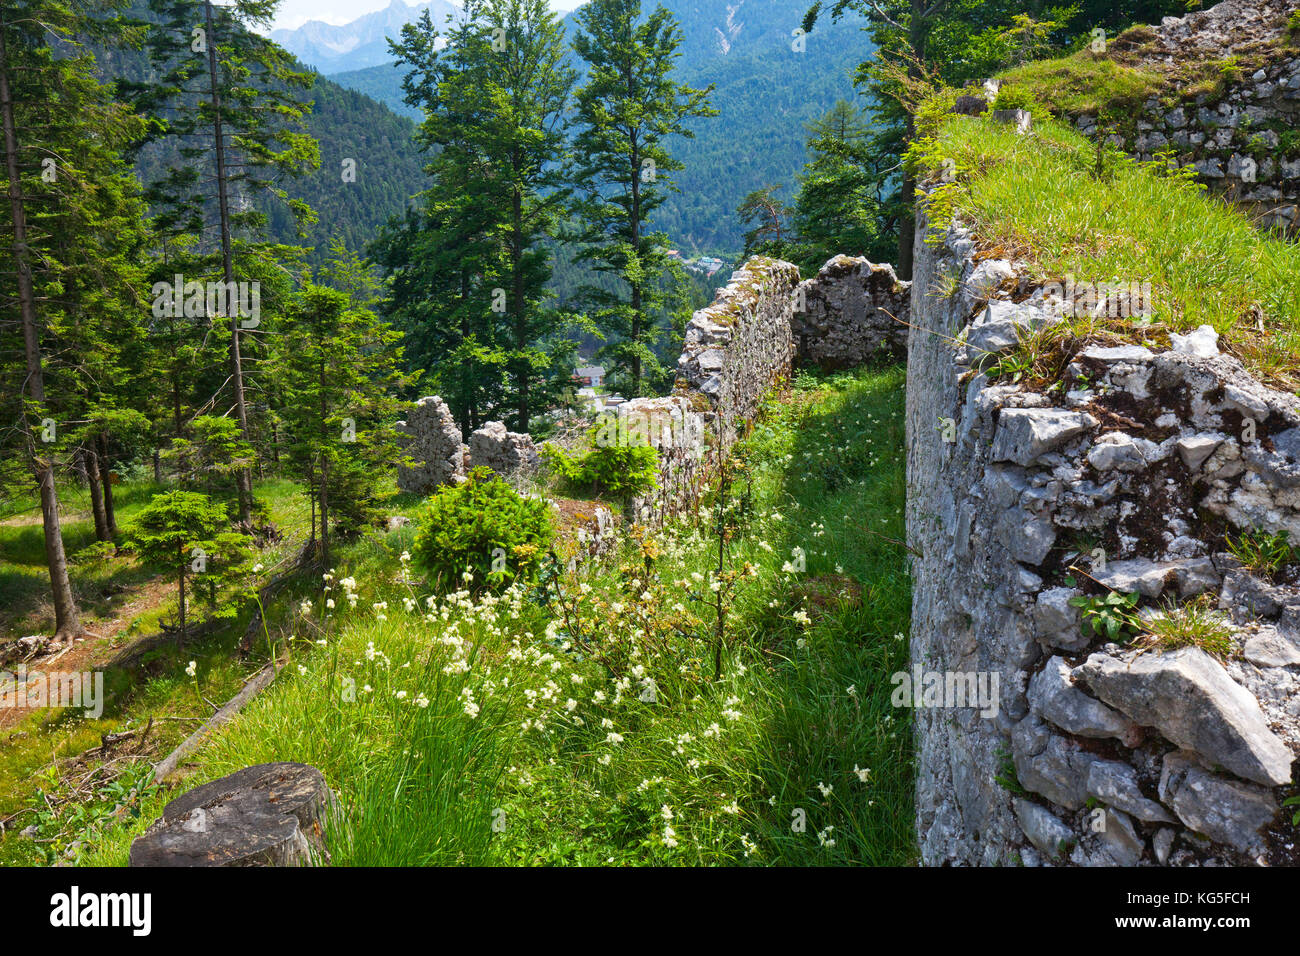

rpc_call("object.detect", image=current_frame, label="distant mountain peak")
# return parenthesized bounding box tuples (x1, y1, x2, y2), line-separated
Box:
(271, 0, 462, 71)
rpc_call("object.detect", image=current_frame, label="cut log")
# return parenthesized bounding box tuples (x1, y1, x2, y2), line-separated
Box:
(129, 762, 333, 867)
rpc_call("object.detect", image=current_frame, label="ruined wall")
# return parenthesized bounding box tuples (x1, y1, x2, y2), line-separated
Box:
(907, 205, 1300, 866)
(1073, 0, 1300, 233)
(793, 255, 911, 368)
(395, 396, 464, 495)
(673, 256, 801, 456)
(397, 254, 915, 514)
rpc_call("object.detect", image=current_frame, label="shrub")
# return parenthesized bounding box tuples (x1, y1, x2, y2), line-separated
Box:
(411, 467, 553, 590)
(543, 417, 659, 501)
(128, 490, 251, 638)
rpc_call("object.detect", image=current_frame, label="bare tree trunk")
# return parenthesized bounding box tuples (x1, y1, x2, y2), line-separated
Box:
(205, 0, 253, 526)
(629, 137, 643, 396)
(511, 179, 529, 432)
(177, 548, 187, 650)
(97, 433, 118, 538)
(318, 366, 330, 565)
(84, 447, 110, 542)
(1, 20, 82, 641)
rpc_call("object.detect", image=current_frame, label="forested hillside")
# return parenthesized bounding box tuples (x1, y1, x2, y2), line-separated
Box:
(94, 0, 426, 269)
(318, 0, 872, 253)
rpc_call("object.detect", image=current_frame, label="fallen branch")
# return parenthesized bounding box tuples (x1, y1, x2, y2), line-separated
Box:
(150, 660, 282, 785)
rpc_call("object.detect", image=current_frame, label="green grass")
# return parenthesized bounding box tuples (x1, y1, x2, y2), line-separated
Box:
(1143, 596, 1235, 657)
(916, 114, 1300, 387)
(0, 478, 312, 640)
(996, 54, 1163, 119)
(71, 366, 915, 867)
(0, 477, 320, 865)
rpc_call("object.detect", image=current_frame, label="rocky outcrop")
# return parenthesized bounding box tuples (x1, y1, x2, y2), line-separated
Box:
(907, 203, 1300, 866)
(792, 255, 911, 368)
(396, 396, 465, 495)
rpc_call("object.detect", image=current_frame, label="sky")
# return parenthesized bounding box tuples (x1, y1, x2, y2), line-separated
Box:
(271, 0, 587, 31)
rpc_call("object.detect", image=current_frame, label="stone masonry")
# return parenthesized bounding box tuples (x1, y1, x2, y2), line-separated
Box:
(908, 199, 1300, 866)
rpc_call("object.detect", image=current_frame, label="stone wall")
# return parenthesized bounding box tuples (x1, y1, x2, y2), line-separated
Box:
(793, 255, 911, 368)
(907, 204, 1300, 866)
(397, 255, 915, 514)
(674, 256, 802, 457)
(396, 396, 464, 495)
(1072, 0, 1299, 233)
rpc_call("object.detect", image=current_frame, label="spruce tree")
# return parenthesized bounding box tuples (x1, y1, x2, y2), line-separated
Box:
(387, 0, 575, 433)
(278, 245, 409, 564)
(126, 0, 319, 524)
(568, 0, 714, 399)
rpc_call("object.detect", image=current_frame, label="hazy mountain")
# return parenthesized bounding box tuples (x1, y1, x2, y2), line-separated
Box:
(270, 0, 464, 71)
(313, 0, 873, 253)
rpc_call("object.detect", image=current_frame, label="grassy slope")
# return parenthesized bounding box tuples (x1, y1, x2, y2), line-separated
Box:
(75, 366, 914, 867)
(0, 480, 313, 865)
(915, 113, 1300, 388)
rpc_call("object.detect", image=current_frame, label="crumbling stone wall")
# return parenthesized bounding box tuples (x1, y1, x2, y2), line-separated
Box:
(674, 256, 801, 456)
(397, 255, 917, 513)
(908, 204, 1300, 866)
(793, 255, 911, 368)
(1073, 0, 1300, 233)
(468, 421, 541, 478)
(396, 396, 465, 495)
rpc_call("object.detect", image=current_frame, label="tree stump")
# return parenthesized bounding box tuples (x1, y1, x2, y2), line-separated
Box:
(129, 762, 334, 867)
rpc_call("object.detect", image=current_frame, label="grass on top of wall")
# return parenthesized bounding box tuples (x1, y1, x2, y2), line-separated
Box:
(914, 112, 1300, 390)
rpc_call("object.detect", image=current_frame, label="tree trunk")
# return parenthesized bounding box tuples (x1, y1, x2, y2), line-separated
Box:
(511, 182, 528, 433)
(629, 139, 643, 396)
(205, 0, 253, 526)
(897, 0, 928, 280)
(84, 447, 110, 542)
(0, 20, 82, 641)
(318, 366, 330, 566)
(177, 544, 187, 648)
(97, 433, 118, 538)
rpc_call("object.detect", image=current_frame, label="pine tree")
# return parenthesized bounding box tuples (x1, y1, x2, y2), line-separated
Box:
(737, 185, 794, 258)
(129, 490, 250, 644)
(278, 244, 409, 565)
(126, 0, 320, 524)
(568, 0, 715, 398)
(0, 0, 151, 640)
(387, 0, 576, 433)
(790, 100, 889, 272)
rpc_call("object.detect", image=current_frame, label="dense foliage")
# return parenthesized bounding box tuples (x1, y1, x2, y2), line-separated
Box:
(410, 467, 555, 590)
(543, 419, 660, 502)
